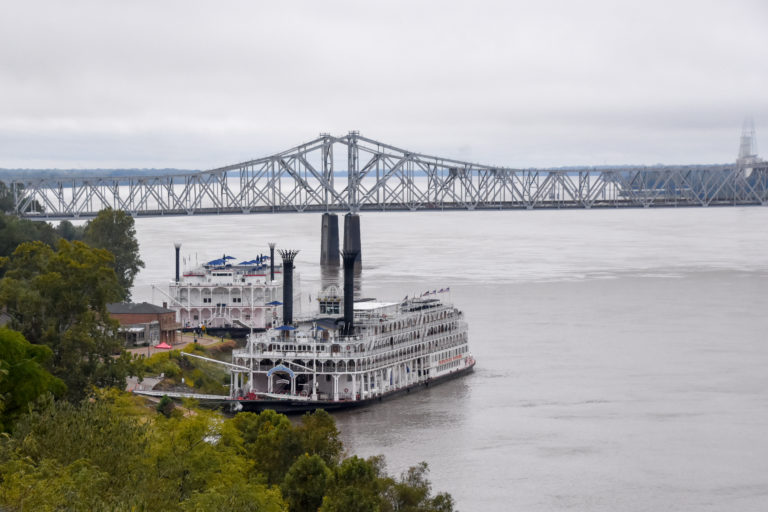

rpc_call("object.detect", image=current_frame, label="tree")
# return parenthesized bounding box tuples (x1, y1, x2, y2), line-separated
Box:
(0, 328, 66, 431)
(55, 219, 85, 241)
(180, 481, 287, 512)
(0, 182, 43, 214)
(0, 392, 457, 512)
(0, 212, 59, 261)
(380, 462, 455, 512)
(297, 409, 343, 467)
(0, 240, 134, 401)
(0, 182, 14, 213)
(156, 394, 176, 417)
(232, 410, 304, 485)
(0, 394, 291, 512)
(320, 456, 382, 512)
(282, 454, 331, 512)
(83, 207, 144, 300)
(149, 409, 267, 508)
(2, 395, 152, 509)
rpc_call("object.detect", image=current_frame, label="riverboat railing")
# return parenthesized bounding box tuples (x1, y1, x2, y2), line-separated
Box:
(235, 328, 469, 373)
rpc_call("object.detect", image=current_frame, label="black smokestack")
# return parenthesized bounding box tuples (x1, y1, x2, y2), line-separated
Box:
(343, 213, 362, 268)
(174, 243, 181, 283)
(279, 249, 299, 325)
(269, 243, 276, 282)
(342, 250, 358, 335)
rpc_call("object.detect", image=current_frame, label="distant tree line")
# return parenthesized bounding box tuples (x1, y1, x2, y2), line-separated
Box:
(0, 168, 195, 180)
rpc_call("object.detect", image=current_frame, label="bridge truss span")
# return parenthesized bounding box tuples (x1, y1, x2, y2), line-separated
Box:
(9, 132, 768, 218)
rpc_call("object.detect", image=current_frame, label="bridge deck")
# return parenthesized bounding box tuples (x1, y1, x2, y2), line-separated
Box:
(8, 133, 767, 218)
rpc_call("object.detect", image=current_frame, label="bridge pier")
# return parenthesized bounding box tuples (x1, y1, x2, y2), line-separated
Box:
(320, 213, 339, 266)
(343, 213, 362, 270)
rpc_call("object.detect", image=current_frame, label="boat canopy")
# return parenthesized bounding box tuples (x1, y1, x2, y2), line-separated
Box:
(267, 364, 295, 378)
(204, 255, 237, 266)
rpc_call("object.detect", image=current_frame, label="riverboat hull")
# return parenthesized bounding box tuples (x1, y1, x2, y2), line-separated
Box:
(235, 360, 475, 415)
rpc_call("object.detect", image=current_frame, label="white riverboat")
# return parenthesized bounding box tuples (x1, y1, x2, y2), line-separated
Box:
(229, 250, 475, 413)
(156, 245, 300, 330)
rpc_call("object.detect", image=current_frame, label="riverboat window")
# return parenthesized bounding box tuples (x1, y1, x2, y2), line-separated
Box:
(232, 297, 242, 303)
(319, 300, 340, 314)
(193, 315, 199, 320)
(203, 297, 211, 303)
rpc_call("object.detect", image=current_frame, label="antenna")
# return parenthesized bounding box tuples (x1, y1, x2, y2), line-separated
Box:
(737, 117, 757, 163)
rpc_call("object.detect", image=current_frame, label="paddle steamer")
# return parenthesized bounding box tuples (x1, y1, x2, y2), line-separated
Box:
(228, 250, 475, 413)
(161, 243, 298, 330)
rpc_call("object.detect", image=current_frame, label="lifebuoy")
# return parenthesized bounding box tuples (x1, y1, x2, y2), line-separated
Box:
(344, 388, 349, 393)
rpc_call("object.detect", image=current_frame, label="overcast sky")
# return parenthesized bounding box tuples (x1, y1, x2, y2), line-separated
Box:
(1, 0, 766, 169)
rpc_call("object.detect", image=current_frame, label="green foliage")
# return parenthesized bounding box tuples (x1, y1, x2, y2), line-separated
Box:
(0, 240, 135, 401)
(282, 454, 331, 512)
(0, 457, 117, 511)
(142, 347, 229, 395)
(380, 462, 456, 512)
(181, 481, 287, 512)
(320, 456, 382, 512)
(150, 410, 246, 504)
(297, 409, 344, 467)
(0, 212, 59, 261)
(0, 182, 43, 214)
(0, 328, 65, 431)
(0, 182, 14, 213)
(156, 394, 176, 417)
(233, 409, 304, 485)
(54, 219, 85, 241)
(4, 395, 152, 509)
(0, 393, 455, 512)
(83, 207, 144, 299)
(144, 350, 183, 378)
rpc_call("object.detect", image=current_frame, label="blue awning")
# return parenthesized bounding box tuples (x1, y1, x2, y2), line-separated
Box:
(267, 364, 295, 378)
(275, 325, 296, 331)
(266, 300, 283, 306)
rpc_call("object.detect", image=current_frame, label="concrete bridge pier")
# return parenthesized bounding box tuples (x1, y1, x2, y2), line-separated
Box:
(343, 213, 362, 271)
(320, 213, 339, 266)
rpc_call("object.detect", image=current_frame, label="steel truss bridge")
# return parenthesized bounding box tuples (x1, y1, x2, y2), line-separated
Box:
(8, 132, 768, 218)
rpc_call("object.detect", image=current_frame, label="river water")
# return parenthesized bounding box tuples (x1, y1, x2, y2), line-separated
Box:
(132, 207, 768, 511)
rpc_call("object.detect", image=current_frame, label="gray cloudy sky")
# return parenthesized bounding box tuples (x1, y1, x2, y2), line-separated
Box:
(1, 0, 766, 169)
